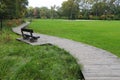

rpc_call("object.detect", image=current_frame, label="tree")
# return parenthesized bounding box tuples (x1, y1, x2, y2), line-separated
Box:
(15, 0, 28, 18)
(26, 6, 34, 17)
(0, 0, 28, 30)
(33, 7, 40, 18)
(39, 7, 50, 19)
(61, 0, 79, 19)
(114, 0, 120, 19)
(0, 0, 6, 30)
(92, 2, 108, 16)
(50, 5, 56, 19)
(1, 0, 28, 19)
(50, 5, 60, 19)
(56, 6, 63, 18)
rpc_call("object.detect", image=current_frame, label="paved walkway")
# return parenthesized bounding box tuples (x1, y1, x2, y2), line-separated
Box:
(12, 22, 120, 80)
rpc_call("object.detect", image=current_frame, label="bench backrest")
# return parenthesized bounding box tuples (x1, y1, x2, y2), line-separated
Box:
(21, 28, 33, 33)
(21, 28, 33, 37)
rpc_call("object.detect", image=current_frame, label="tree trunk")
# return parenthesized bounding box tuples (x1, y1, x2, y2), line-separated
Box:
(0, 18, 2, 30)
(0, 12, 3, 30)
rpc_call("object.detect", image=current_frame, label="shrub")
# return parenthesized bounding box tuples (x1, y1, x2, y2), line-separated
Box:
(89, 15, 94, 20)
(7, 21, 13, 27)
(113, 15, 120, 20)
(100, 15, 106, 20)
(78, 15, 83, 19)
(6, 19, 24, 27)
(91, 16, 100, 20)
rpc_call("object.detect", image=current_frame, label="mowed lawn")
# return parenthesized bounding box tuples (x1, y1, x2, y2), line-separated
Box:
(29, 19, 120, 57)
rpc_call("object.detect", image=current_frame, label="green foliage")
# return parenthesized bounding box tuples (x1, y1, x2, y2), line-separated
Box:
(29, 19, 120, 57)
(0, 26, 83, 80)
(1, 0, 28, 19)
(92, 2, 108, 16)
(62, 0, 79, 19)
(25, 0, 120, 20)
(39, 7, 51, 19)
(26, 6, 61, 19)
(80, 0, 120, 20)
(0, 1, 6, 13)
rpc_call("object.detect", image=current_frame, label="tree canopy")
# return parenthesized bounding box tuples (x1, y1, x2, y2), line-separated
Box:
(62, 0, 79, 19)
(0, 0, 28, 19)
(26, 0, 120, 20)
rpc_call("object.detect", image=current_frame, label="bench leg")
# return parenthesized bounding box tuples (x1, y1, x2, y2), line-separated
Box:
(23, 35, 29, 40)
(30, 37, 38, 42)
(30, 38, 35, 42)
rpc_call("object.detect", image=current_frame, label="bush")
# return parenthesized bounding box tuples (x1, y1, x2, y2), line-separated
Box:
(100, 15, 106, 20)
(90, 16, 100, 20)
(89, 15, 94, 20)
(78, 15, 83, 19)
(7, 21, 13, 27)
(113, 15, 120, 20)
(6, 19, 24, 27)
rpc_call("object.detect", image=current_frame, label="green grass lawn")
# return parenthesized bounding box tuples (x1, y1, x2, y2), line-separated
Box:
(0, 25, 83, 79)
(29, 19, 120, 57)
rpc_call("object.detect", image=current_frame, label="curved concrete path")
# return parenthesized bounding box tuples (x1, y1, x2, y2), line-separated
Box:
(12, 22, 120, 80)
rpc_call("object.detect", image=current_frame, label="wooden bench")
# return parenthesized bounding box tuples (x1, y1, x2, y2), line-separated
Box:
(21, 28, 40, 42)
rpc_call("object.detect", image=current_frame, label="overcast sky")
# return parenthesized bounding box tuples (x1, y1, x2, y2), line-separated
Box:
(28, 0, 67, 8)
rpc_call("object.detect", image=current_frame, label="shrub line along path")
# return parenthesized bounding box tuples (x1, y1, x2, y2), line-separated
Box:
(12, 22, 120, 80)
